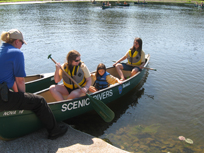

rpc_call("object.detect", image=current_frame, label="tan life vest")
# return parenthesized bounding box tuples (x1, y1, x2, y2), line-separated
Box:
(62, 65, 86, 89)
(127, 50, 141, 66)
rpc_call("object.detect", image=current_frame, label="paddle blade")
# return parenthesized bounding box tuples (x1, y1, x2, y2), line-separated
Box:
(48, 54, 52, 59)
(86, 94, 115, 122)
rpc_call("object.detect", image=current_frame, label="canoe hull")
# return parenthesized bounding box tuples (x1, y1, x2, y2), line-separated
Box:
(198, 5, 204, 9)
(116, 3, 130, 6)
(0, 55, 150, 140)
(25, 73, 56, 93)
(25, 73, 55, 93)
(102, 5, 111, 9)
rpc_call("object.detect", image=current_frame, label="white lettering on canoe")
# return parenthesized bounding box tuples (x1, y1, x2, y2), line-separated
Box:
(2, 110, 24, 116)
(93, 89, 113, 100)
(123, 82, 130, 88)
(18, 110, 24, 114)
(61, 98, 90, 112)
(3, 111, 16, 116)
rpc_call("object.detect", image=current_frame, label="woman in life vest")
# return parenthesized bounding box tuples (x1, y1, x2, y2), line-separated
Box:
(49, 50, 92, 101)
(89, 63, 121, 93)
(113, 37, 145, 81)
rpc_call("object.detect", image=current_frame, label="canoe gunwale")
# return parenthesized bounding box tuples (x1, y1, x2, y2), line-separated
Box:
(25, 72, 55, 93)
(25, 72, 54, 84)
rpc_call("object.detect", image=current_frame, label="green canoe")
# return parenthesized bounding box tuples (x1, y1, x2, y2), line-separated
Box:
(102, 5, 112, 9)
(0, 54, 150, 140)
(25, 73, 55, 93)
(198, 5, 204, 9)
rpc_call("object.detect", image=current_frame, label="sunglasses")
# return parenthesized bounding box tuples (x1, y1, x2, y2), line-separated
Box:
(20, 40, 24, 45)
(74, 59, 81, 62)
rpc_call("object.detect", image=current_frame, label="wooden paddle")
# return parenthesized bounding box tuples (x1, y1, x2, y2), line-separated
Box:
(48, 54, 115, 122)
(112, 61, 157, 71)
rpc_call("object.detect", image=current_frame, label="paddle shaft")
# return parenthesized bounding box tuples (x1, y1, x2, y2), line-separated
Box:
(49, 57, 82, 90)
(142, 67, 156, 71)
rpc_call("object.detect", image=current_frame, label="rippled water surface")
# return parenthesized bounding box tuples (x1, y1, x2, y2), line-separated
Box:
(0, 2, 204, 152)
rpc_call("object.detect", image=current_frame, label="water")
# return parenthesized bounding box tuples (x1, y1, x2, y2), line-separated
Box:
(1, 2, 204, 152)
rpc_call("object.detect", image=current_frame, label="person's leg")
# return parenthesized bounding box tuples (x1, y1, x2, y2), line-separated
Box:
(24, 93, 68, 139)
(130, 67, 140, 77)
(0, 91, 67, 139)
(66, 88, 85, 100)
(115, 63, 125, 80)
(49, 84, 69, 101)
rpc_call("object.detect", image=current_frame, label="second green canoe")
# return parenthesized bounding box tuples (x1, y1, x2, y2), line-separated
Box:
(25, 72, 55, 93)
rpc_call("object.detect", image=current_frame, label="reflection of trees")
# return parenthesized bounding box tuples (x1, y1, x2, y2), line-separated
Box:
(65, 70, 149, 137)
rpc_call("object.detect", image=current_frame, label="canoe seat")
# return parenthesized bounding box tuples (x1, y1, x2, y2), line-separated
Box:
(25, 75, 43, 83)
(37, 89, 56, 103)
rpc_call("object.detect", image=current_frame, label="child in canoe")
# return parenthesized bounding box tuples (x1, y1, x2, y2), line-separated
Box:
(89, 63, 122, 93)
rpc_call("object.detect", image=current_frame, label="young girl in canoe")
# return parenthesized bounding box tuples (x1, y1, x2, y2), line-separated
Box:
(113, 37, 145, 81)
(89, 63, 122, 93)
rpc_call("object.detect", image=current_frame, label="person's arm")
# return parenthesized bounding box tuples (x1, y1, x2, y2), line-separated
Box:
(54, 63, 62, 83)
(16, 77, 25, 92)
(83, 77, 92, 92)
(91, 73, 96, 81)
(139, 62, 145, 69)
(13, 51, 26, 92)
(139, 51, 145, 69)
(81, 63, 92, 93)
(12, 81, 18, 92)
(107, 75, 122, 84)
(113, 55, 127, 66)
(107, 75, 117, 84)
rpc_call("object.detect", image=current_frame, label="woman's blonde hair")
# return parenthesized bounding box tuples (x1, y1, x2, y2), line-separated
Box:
(1, 31, 16, 44)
